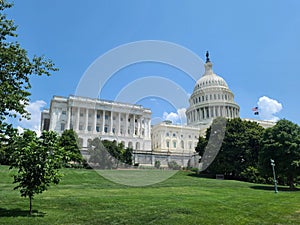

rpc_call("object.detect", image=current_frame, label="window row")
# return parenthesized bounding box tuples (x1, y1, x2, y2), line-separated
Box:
(192, 93, 231, 105)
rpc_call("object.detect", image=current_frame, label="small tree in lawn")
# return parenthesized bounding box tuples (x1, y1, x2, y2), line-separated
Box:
(9, 130, 65, 215)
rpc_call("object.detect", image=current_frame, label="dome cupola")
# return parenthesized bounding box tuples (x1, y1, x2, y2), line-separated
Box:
(186, 51, 240, 127)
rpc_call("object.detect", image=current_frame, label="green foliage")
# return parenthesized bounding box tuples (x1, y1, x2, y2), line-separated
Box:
(9, 130, 64, 214)
(88, 138, 133, 168)
(195, 135, 207, 156)
(59, 129, 83, 166)
(259, 119, 300, 189)
(154, 160, 161, 169)
(168, 160, 181, 170)
(199, 118, 264, 181)
(88, 138, 113, 169)
(123, 147, 133, 166)
(240, 166, 266, 184)
(0, 1, 58, 141)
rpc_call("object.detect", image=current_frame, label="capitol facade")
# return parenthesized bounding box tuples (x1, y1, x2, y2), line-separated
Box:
(41, 53, 274, 167)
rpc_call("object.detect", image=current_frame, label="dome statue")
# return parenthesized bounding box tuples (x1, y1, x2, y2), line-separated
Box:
(186, 52, 240, 127)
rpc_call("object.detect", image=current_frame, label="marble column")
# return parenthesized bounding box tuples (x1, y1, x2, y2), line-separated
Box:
(94, 110, 97, 132)
(102, 110, 105, 133)
(67, 106, 71, 129)
(75, 107, 80, 131)
(85, 108, 88, 132)
(110, 111, 113, 134)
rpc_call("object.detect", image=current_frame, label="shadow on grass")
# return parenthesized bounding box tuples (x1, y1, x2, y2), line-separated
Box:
(0, 208, 46, 217)
(250, 186, 300, 192)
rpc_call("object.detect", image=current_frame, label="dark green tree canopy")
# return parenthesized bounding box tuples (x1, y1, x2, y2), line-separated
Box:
(259, 119, 300, 189)
(59, 129, 83, 165)
(199, 118, 264, 180)
(88, 138, 133, 169)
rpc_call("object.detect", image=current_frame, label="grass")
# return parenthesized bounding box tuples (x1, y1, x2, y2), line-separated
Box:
(0, 165, 300, 225)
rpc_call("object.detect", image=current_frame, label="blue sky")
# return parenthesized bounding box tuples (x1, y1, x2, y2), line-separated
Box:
(6, 0, 300, 130)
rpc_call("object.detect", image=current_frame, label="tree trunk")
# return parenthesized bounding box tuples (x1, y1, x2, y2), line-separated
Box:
(29, 195, 32, 215)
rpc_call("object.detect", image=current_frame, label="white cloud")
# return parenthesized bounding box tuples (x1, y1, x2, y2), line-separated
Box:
(18, 100, 47, 136)
(163, 108, 187, 125)
(257, 96, 282, 122)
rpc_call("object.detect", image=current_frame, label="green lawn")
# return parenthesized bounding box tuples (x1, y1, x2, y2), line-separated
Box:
(0, 165, 300, 225)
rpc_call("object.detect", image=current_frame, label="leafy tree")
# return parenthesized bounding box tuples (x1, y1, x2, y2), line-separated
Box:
(0, 1, 57, 141)
(9, 130, 64, 214)
(59, 129, 83, 166)
(259, 119, 300, 189)
(200, 118, 264, 180)
(88, 138, 113, 169)
(123, 147, 133, 166)
(195, 135, 207, 157)
(88, 138, 133, 168)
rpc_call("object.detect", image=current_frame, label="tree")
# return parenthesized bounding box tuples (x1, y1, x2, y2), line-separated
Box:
(199, 118, 264, 180)
(123, 146, 133, 166)
(88, 138, 133, 168)
(0, 1, 57, 141)
(88, 138, 113, 169)
(195, 135, 208, 157)
(9, 130, 64, 214)
(259, 119, 300, 189)
(59, 129, 83, 166)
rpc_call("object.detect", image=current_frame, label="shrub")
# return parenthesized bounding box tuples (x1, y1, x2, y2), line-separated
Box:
(240, 166, 265, 183)
(168, 161, 181, 170)
(154, 160, 161, 169)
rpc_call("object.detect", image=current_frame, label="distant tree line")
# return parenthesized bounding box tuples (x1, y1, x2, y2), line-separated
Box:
(195, 118, 300, 190)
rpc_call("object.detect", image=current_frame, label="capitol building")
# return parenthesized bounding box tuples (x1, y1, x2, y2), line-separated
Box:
(41, 53, 274, 167)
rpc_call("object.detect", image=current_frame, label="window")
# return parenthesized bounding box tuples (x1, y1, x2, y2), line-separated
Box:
(62, 111, 66, 115)
(166, 141, 170, 148)
(104, 127, 108, 133)
(173, 133, 176, 137)
(87, 125, 91, 131)
(60, 123, 65, 131)
(189, 142, 192, 149)
(112, 128, 115, 133)
(96, 126, 100, 132)
(166, 132, 169, 136)
(105, 115, 108, 120)
(202, 96, 204, 101)
(79, 124, 83, 130)
(80, 112, 83, 117)
(181, 140, 184, 149)
(173, 141, 177, 148)
(97, 114, 100, 119)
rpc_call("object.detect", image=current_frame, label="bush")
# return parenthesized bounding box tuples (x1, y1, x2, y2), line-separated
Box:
(240, 166, 265, 184)
(154, 160, 161, 169)
(168, 161, 181, 170)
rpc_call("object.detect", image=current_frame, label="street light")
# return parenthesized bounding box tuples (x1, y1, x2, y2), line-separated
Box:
(270, 159, 278, 193)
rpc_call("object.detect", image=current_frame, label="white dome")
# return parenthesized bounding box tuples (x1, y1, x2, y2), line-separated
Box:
(186, 54, 240, 127)
(194, 61, 228, 91)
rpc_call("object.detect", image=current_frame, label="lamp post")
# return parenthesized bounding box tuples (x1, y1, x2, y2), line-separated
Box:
(270, 159, 278, 193)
